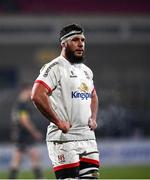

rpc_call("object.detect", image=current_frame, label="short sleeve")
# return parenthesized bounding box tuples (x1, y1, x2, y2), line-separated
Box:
(87, 66, 95, 92)
(35, 61, 60, 93)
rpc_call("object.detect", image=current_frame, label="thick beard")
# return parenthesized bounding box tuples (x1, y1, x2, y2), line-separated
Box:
(65, 47, 84, 64)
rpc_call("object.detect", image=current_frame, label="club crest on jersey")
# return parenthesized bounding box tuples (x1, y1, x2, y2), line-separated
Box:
(71, 82, 92, 100)
(78, 82, 89, 92)
(58, 154, 65, 163)
(84, 70, 90, 79)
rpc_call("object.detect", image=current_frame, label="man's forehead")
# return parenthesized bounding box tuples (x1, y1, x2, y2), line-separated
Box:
(70, 34, 85, 40)
(61, 33, 85, 44)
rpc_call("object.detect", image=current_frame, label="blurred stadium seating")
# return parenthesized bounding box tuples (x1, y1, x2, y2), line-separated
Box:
(0, 0, 150, 14)
(0, 0, 150, 141)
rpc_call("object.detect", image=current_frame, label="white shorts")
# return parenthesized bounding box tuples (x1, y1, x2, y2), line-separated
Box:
(47, 139, 100, 172)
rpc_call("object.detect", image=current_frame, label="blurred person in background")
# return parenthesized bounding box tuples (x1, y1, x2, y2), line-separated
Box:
(8, 83, 43, 179)
(31, 24, 100, 179)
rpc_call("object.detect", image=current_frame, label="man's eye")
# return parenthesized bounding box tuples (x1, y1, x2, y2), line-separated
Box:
(72, 38, 78, 41)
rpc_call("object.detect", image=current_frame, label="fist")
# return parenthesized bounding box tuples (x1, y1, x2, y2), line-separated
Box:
(88, 118, 97, 130)
(57, 120, 71, 133)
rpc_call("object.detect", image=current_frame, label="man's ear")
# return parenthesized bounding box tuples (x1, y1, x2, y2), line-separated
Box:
(61, 42, 67, 48)
(61, 42, 65, 47)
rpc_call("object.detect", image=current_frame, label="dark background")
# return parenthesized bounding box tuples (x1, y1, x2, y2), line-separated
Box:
(0, 0, 150, 142)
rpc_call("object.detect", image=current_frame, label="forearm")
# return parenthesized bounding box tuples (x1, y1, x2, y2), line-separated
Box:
(31, 83, 71, 133)
(91, 90, 99, 121)
(88, 90, 99, 130)
(32, 92, 60, 126)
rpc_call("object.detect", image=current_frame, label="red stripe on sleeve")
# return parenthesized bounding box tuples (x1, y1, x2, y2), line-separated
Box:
(34, 80, 52, 93)
(53, 162, 80, 172)
(80, 157, 100, 166)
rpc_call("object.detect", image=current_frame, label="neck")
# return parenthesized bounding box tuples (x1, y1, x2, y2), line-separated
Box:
(60, 49, 67, 60)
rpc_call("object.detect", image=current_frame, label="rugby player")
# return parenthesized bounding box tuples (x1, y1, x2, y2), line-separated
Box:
(31, 24, 100, 179)
(8, 83, 43, 179)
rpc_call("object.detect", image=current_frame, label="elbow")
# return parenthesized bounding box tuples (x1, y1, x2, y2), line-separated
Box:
(31, 94, 34, 102)
(31, 91, 39, 105)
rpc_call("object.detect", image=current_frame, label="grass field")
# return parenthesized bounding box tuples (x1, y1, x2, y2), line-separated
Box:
(0, 165, 150, 179)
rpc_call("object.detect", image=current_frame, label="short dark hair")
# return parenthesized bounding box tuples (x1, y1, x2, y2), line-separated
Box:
(59, 24, 83, 42)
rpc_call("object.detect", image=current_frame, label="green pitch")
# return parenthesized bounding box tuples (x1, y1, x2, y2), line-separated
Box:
(0, 165, 150, 179)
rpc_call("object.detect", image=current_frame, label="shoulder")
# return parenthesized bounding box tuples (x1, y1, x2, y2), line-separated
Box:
(82, 64, 93, 73)
(81, 64, 93, 77)
(39, 57, 61, 75)
(41, 57, 60, 70)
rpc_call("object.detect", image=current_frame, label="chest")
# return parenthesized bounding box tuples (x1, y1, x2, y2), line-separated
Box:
(60, 66, 93, 92)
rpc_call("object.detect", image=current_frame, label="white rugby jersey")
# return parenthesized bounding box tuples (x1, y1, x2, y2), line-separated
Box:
(35, 55, 96, 141)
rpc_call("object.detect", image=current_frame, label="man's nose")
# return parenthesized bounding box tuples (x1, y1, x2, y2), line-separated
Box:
(78, 40, 83, 47)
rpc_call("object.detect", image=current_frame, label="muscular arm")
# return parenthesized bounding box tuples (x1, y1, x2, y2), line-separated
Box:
(31, 83, 70, 133)
(88, 89, 99, 130)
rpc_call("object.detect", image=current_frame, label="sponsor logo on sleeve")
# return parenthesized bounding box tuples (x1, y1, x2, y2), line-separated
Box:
(43, 62, 59, 77)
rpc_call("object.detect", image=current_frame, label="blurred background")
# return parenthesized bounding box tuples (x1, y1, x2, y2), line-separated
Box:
(0, 0, 150, 179)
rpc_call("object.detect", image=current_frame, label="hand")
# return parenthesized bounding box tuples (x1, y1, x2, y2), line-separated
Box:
(88, 118, 97, 130)
(57, 120, 71, 133)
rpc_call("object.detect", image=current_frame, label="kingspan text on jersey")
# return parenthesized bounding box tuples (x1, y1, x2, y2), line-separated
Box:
(71, 91, 92, 100)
